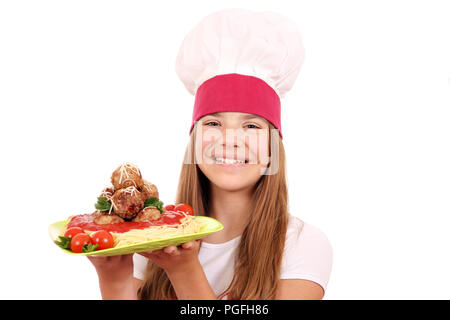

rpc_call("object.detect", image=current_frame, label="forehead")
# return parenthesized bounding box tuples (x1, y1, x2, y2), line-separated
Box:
(202, 112, 266, 121)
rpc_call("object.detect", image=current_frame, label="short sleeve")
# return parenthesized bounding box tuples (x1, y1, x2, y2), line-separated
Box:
(133, 254, 149, 280)
(280, 218, 333, 291)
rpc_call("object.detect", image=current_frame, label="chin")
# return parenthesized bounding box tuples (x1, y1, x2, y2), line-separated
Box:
(212, 179, 252, 192)
(200, 165, 262, 192)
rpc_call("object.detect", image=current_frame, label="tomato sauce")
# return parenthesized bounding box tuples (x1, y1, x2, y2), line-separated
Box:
(67, 212, 184, 234)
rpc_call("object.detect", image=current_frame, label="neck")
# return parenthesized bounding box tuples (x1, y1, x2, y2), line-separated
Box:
(203, 184, 254, 243)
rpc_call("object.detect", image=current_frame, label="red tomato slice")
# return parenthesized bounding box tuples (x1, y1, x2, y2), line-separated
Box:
(64, 227, 85, 239)
(70, 233, 91, 253)
(91, 230, 114, 250)
(174, 203, 194, 216)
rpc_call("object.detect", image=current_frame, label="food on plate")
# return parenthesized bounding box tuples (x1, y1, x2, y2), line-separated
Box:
(174, 203, 194, 216)
(54, 162, 201, 254)
(63, 227, 85, 239)
(99, 187, 114, 202)
(70, 233, 93, 253)
(134, 206, 161, 222)
(111, 163, 144, 190)
(111, 186, 145, 220)
(140, 179, 159, 201)
(93, 212, 124, 225)
(90, 230, 115, 250)
(164, 204, 176, 211)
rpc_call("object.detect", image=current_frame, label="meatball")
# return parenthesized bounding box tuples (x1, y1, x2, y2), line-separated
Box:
(111, 186, 144, 220)
(111, 163, 144, 190)
(134, 207, 161, 222)
(93, 213, 124, 225)
(99, 186, 114, 201)
(140, 179, 159, 201)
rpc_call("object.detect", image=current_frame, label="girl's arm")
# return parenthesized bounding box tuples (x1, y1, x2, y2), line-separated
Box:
(275, 279, 324, 300)
(165, 259, 216, 299)
(139, 240, 217, 300)
(88, 254, 138, 300)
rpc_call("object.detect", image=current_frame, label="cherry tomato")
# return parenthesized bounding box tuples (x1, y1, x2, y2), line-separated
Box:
(174, 203, 194, 216)
(70, 233, 92, 253)
(90, 230, 114, 250)
(164, 204, 176, 211)
(63, 227, 85, 239)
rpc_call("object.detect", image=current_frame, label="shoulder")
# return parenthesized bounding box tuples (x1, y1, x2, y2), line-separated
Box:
(281, 215, 333, 291)
(286, 215, 332, 251)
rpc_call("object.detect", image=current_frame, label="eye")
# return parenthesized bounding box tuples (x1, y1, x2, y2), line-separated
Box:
(245, 123, 260, 129)
(204, 121, 220, 127)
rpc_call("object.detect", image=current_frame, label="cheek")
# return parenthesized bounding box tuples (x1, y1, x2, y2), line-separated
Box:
(201, 141, 215, 163)
(247, 133, 270, 165)
(192, 133, 213, 163)
(198, 127, 222, 161)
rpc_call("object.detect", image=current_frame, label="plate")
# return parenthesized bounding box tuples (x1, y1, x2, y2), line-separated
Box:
(49, 216, 223, 256)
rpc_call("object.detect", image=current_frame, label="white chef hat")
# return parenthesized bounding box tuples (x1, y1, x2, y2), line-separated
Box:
(175, 8, 305, 138)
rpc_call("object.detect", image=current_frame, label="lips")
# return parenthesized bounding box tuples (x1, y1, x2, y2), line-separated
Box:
(207, 152, 250, 166)
(213, 157, 247, 165)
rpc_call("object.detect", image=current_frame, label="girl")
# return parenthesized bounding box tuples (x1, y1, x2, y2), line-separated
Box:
(88, 8, 332, 300)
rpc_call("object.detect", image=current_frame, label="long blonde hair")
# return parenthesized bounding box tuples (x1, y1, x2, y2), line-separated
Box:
(137, 123, 290, 299)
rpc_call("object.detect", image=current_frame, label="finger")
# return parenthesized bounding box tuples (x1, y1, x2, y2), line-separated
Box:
(87, 255, 106, 262)
(163, 246, 179, 255)
(138, 251, 154, 258)
(181, 241, 193, 249)
(163, 246, 176, 254)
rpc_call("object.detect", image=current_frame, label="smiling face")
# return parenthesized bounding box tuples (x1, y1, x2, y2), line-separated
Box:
(191, 112, 274, 192)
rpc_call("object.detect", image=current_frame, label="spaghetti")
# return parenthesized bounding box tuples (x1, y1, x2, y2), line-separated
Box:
(110, 215, 202, 247)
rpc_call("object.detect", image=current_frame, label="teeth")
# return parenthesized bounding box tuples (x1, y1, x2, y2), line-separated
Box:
(214, 157, 245, 164)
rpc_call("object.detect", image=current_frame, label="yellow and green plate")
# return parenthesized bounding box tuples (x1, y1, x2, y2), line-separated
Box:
(49, 216, 223, 256)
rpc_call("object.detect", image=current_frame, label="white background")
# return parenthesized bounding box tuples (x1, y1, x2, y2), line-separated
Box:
(0, 0, 449, 299)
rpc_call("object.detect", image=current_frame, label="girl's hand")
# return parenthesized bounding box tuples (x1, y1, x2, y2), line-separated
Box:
(138, 240, 202, 276)
(140, 240, 217, 300)
(87, 254, 134, 282)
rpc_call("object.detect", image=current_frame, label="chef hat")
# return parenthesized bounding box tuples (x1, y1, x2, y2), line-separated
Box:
(175, 8, 305, 138)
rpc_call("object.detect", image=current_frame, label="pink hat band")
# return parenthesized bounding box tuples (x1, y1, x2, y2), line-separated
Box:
(189, 73, 282, 138)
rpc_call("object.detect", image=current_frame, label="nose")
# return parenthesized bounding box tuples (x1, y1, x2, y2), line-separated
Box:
(220, 128, 247, 148)
(217, 129, 247, 159)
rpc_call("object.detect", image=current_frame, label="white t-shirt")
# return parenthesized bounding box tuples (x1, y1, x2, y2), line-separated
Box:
(133, 215, 333, 299)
